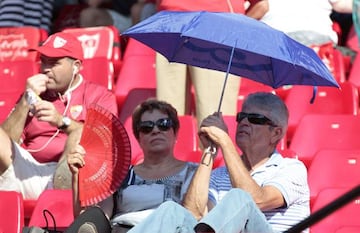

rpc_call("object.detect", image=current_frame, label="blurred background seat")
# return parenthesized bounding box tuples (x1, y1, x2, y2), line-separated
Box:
(0, 191, 24, 233)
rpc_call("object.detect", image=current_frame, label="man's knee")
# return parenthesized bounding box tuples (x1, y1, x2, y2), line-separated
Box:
(158, 201, 183, 212)
(227, 188, 252, 202)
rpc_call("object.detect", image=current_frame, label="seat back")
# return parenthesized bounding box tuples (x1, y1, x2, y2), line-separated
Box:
(289, 114, 360, 168)
(0, 191, 24, 233)
(308, 149, 360, 207)
(285, 82, 359, 142)
(0, 27, 46, 122)
(335, 226, 360, 233)
(0, 91, 21, 123)
(0, 60, 38, 91)
(122, 38, 155, 59)
(348, 52, 360, 92)
(115, 39, 156, 111)
(63, 26, 121, 90)
(174, 115, 199, 162)
(0, 60, 39, 123)
(0, 26, 47, 62)
(310, 187, 360, 233)
(237, 78, 274, 112)
(28, 189, 74, 230)
(311, 42, 347, 84)
(119, 88, 156, 123)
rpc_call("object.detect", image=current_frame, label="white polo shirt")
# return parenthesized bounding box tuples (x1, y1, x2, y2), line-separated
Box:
(209, 152, 310, 233)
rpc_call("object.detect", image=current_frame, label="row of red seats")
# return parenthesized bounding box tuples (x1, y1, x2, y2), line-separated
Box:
(118, 81, 359, 161)
(0, 25, 122, 123)
(289, 114, 360, 169)
(0, 189, 73, 232)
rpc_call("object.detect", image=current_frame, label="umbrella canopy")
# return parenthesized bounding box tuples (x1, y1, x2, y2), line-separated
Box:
(122, 10, 339, 89)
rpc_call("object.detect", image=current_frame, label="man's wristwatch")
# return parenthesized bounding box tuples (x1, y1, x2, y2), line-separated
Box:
(58, 116, 71, 130)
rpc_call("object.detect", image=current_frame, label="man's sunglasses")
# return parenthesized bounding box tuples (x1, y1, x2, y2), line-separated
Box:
(236, 112, 277, 127)
(138, 118, 173, 134)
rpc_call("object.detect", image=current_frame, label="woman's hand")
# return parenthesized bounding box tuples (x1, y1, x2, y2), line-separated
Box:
(67, 144, 86, 175)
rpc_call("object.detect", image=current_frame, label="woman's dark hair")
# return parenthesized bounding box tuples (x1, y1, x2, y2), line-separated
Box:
(132, 98, 180, 139)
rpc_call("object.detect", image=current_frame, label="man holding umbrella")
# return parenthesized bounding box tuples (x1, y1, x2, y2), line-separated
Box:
(127, 92, 310, 233)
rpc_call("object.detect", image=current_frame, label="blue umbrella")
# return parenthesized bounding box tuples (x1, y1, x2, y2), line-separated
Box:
(122, 10, 339, 107)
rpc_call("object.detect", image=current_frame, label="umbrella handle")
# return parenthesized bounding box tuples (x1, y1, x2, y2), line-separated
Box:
(217, 44, 236, 112)
(201, 146, 217, 166)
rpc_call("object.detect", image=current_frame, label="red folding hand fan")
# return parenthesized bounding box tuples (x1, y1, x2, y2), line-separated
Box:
(78, 104, 131, 207)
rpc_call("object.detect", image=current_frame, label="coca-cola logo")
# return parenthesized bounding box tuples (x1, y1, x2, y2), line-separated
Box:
(0, 34, 30, 61)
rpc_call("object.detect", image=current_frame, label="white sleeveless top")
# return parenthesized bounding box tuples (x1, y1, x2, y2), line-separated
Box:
(111, 162, 197, 227)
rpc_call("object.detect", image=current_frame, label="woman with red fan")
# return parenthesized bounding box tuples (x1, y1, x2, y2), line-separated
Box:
(66, 99, 198, 233)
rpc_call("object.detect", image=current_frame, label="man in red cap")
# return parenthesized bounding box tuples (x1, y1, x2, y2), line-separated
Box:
(0, 31, 118, 200)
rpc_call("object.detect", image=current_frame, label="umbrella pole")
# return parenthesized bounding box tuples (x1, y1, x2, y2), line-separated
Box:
(207, 45, 236, 156)
(217, 45, 236, 112)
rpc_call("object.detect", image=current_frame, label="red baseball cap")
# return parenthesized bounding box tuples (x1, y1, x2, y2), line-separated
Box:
(31, 32, 83, 60)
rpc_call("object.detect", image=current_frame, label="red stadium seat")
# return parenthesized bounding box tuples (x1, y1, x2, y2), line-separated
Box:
(0, 60, 39, 123)
(310, 187, 360, 233)
(0, 26, 45, 88)
(23, 199, 37, 226)
(311, 42, 347, 84)
(237, 78, 274, 111)
(0, 26, 47, 62)
(28, 189, 74, 231)
(348, 53, 360, 94)
(115, 39, 156, 111)
(0, 27, 47, 122)
(121, 38, 155, 59)
(289, 114, 360, 169)
(119, 88, 156, 123)
(174, 115, 199, 162)
(307, 149, 360, 207)
(0, 60, 39, 91)
(63, 26, 122, 90)
(0, 191, 24, 233)
(335, 226, 360, 233)
(346, 25, 359, 53)
(285, 82, 359, 143)
(0, 91, 21, 123)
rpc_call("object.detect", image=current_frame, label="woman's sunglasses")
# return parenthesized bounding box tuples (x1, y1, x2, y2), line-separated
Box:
(236, 112, 277, 127)
(138, 118, 173, 134)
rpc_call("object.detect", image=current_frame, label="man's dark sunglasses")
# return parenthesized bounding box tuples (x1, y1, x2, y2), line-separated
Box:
(236, 112, 277, 127)
(138, 118, 173, 134)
